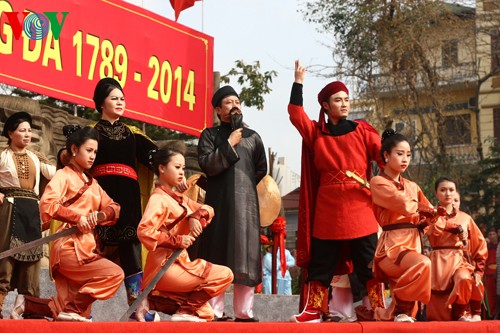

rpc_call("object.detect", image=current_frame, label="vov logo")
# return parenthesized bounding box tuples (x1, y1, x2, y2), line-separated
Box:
(2, 11, 68, 40)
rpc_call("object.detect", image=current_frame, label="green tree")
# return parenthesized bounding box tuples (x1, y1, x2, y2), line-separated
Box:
(460, 143, 500, 228)
(220, 60, 278, 110)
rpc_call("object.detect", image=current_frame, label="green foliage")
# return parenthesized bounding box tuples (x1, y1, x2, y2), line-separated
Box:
(13, 88, 75, 113)
(220, 60, 277, 110)
(460, 143, 500, 229)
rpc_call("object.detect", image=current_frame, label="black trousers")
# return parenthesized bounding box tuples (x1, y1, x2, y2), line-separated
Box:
(307, 233, 378, 293)
(101, 241, 142, 277)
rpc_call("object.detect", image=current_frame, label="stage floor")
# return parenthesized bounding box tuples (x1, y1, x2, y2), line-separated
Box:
(1, 319, 499, 333)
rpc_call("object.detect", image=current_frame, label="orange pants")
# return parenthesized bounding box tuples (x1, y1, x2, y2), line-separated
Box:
(153, 259, 233, 320)
(374, 251, 430, 321)
(50, 243, 124, 318)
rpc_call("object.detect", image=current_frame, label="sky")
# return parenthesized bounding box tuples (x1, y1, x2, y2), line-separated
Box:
(124, 0, 335, 175)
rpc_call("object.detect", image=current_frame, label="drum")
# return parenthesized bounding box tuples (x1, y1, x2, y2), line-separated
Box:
(257, 175, 281, 227)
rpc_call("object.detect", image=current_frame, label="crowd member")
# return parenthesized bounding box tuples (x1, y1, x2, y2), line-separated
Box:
(261, 245, 273, 294)
(370, 129, 438, 323)
(91, 78, 158, 321)
(485, 226, 498, 318)
(0, 112, 56, 319)
(10, 126, 123, 321)
(496, 228, 500, 319)
(196, 85, 267, 322)
(289, 60, 384, 323)
(426, 178, 487, 321)
(137, 146, 233, 322)
(262, 245, 296, 295)
(486, 227, 498, 246)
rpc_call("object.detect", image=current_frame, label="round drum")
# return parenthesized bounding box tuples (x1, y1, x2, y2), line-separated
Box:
(257, 175, 281, 227)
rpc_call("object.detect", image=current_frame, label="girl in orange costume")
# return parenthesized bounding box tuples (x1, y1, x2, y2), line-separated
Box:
(10, 126, 123, 321)
(370, 129, 437, 322)
(137, 146, 233, 322)
(426, 178, 487, 321)
(485, 227, 498, 318)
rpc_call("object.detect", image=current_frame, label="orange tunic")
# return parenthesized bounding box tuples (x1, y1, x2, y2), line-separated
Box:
(39, 166, 123, 318)
(137, 185, 233, 320)
(41, 167, 119, 269)
(370, 175, 432, 321)
(426, 211, 487, 321)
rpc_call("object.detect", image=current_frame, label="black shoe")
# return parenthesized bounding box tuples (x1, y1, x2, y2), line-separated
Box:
(235, 317, 259, 322)
(322, 312, 343, 322)
(214, 314, 233, 322)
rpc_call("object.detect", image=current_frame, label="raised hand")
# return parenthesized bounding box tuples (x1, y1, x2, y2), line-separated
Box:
(294, 60, 307, 84)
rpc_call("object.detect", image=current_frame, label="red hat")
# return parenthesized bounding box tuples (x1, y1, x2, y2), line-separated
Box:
(317, 81, 349, 132)
(317, 81, 349, 105)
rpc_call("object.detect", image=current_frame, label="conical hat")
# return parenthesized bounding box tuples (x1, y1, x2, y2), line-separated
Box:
(257, 175, 282, 227)
(184, 174, 206, 204)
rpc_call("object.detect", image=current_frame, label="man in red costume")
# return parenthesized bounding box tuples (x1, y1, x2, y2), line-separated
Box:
(289, 60, 384, 323)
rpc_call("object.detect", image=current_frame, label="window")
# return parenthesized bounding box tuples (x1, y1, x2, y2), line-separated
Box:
(392, 52, 411, 72)
(492, 31, 500, 72)
(394, 120, 417, 140)
(494, 108, 500, 145)
(442, 40, 458, 68)
(444, 114, 471, 145)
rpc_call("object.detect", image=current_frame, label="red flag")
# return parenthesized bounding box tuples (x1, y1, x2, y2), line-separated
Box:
(170, 0, 201, 21)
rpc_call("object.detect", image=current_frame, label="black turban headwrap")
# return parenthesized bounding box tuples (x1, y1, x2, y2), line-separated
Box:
(93, 77, 123, 113)
(2, 111, 32, 138)
(211, 85, 239, 108)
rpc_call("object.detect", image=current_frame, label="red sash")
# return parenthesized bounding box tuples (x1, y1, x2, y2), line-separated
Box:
(93, 163, 138, 180)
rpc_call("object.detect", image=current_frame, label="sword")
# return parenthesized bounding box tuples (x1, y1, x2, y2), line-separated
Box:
(119, 188, 209, 321)
(0, 211, 106, 260)
(119, 230, 197, 322)
(119, 246, 185, 322)
(345, 170, 371, 189)
(0, 226, 78, 260)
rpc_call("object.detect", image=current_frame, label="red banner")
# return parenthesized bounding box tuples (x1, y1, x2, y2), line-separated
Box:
(0, 0, 213, 137)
